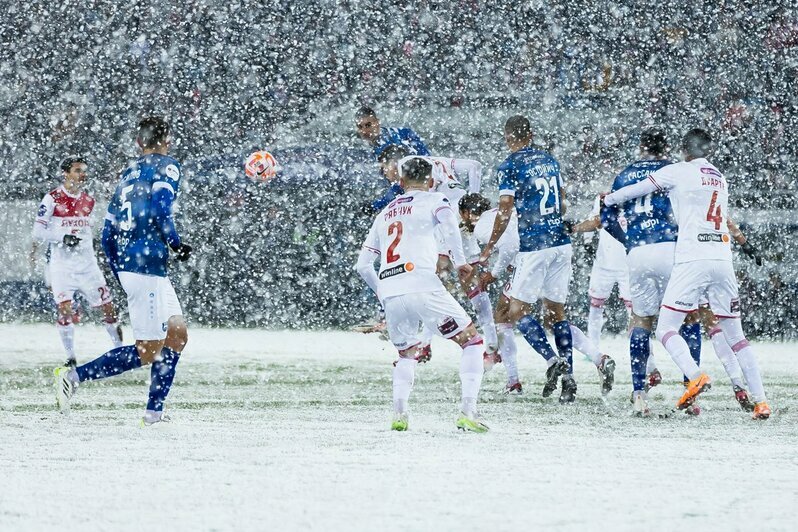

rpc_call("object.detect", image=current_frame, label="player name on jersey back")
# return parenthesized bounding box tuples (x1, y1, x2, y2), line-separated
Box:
(364, 190, 451, 300)
(649, 158, 732, 264)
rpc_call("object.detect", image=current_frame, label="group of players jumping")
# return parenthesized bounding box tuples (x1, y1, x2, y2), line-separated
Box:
(40, 110, 770, 430)
(353, 107, 771, 432)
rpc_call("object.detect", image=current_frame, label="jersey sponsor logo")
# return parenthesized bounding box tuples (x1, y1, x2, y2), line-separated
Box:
(437, 315, 459, 336)
(700, 167, 722, 178)
(38, 204, 47, 216)
(379, 262, 414, 279)
(59, 218, 91, 228)
(697, 233, 730, 243)
(675, 300, 694, 307)
(165, 164, 180, 180)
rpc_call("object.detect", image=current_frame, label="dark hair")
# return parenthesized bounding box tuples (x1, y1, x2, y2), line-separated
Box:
(60, 155, 87, 173)
(356, 106, 378, 120)
(682, 128, 713, 158)
(377, 144, 409, 164)
(400, 157, 432, 183)
(640, 128, 668, 156)
(137, 116, 170, 149)
(459, 193, 492, 216)
(504, 115, 532, 140)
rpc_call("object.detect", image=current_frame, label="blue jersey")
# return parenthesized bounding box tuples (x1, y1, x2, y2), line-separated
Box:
(372, 127, 430, 159)
(103, 154, 183, 277)
(611, 159, 677, 252)
(498, 146, 570, 252)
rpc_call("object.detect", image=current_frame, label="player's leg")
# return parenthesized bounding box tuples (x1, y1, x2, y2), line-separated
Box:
(382, 295, 420, 430)
(629, 314, 655, 416)
(56, 300, 76, 366)
(700, 308, 752, 410)
(494, 292, 520, 393)
(143, 277, 187, 424)
(568, 322, 615, 396)
(680, 311, 702, 385)
(81, 274, 124, 348)
(587, 265, 614, 348)
(542, 245, 577, 403)
(707, 262, 769, 419)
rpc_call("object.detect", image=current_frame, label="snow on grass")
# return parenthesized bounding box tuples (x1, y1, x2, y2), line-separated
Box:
(1, 323, 796, 531)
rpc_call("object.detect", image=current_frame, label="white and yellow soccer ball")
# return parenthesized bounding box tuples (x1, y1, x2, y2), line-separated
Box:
(244, 151, 278, 182)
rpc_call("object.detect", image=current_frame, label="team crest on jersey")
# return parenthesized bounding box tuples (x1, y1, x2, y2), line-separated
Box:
(165, 165, 179, 180)
(437, 316, 459, 336)
(379, 262, 414, 279)
(730, 299, 741, 314)
(38, 204, 46, 216)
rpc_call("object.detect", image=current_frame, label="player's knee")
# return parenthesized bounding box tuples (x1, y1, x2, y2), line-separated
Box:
(165, 316, 188, 352)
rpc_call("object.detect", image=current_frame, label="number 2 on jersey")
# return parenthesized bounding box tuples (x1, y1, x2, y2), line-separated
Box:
(386, 221, 403, 263)
(706, 191, 723, 230)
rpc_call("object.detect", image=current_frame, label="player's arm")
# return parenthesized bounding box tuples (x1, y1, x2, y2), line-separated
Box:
(354, 223, 381, 299)
(728, 217, 763, 265)
(435, 200, 471, 281)
(559, 183, 567, 216)
(480, 162, 516, 261)
(603, 178, 658, 206)
(32, 195, 73, 246)
(570, 216, 601, 234)
(153, 164, 191, 261)
(101, 206, 120, 277)
(451, 158, 483, 193)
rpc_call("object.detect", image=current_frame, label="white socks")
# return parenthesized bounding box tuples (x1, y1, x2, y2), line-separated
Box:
(656, 309, 701, 381)
(104, 321, 123, 347)
(392, 358, 417, 414)
(460, 337, 485, 416)
(470, 291, 498, 351)
(719, 318, 766, 403)
(709, 327, 744, 388)
(570, 324, 603, 366)
(56, 322, 75, 361)
(646, 339, 658, 374)
(497, 323, 519, 384)
(587, 300, 605, 348)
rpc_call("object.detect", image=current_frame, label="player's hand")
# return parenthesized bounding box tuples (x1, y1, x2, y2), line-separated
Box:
(598, 192, 609, 207)
(478, 245, 493, 265)
(63, 234, 81, 248)
(479, 271, 497, 291)
(456, 263, 473, 282)
(172, 243, 193, 261)
(562, 220, 575, 234)
(741, 242, 763, 266)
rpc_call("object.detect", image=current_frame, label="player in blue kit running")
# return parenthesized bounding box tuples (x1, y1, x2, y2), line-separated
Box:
(480, 115, 583, 403)
(54, 117, 193, 425)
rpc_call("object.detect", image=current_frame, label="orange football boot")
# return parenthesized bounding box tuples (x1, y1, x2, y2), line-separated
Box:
(752, 402, 771, 420)
(676, 373, 711, 410)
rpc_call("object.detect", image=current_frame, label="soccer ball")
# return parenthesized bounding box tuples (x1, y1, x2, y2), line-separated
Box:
(244, 151, 278, 182)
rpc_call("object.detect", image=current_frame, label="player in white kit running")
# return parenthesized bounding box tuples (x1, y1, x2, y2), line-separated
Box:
(31, 156, 123, 366)
(356, 157, 489, 432)
(604, 128, 771, 419)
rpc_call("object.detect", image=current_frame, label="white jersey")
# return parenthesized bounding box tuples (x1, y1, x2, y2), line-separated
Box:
(399, 156, 482, 212)
(648, 158, 732, 264)
(473, 209, 520, 278)
(362, 190, 459, 300)
(589, 195, 627, 271)
(33, 186, 98, 270)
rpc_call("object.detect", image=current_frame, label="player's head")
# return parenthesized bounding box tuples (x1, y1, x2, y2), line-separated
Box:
(60, 155, 88, 189)
(399, 156, 433, 190)
(136, 116, 170, 152)
(681, 128, 713, 160)
(377, 144, 409, 182)
(355, 106, 380, 143)
(639, 128, 668, 158)
(504, 115, 532, 150)
(458, 193, 492, 232)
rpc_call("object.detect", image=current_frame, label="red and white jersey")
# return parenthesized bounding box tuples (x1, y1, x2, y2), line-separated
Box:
(590, 195, 627, 271)
(33, 186, 97, 268)
(473, 208, 520, 277)
(362, 190, 454, 299)
(648, 158, 732, 264)
(399, 156, 482, 213)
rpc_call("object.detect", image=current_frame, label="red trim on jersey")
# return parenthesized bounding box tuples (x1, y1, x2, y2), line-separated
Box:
(713, 314, 739, 319)
(363, 245, 380, 254)
(433, 205, 453, 221)
(648, 175, 663, 191)
(661, 305, 695, 314)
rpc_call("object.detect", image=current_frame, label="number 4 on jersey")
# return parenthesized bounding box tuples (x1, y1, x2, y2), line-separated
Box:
(706, 191, 723, 230)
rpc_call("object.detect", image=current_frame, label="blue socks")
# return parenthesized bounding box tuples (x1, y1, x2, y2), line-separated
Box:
(680, 323, 702, 382)
(76, 344, 142, 382)
(551, 321, 574, 374)
(147, 348, 181, 412)
(518, 315, 557, 362)
(630, 327, 650, 391)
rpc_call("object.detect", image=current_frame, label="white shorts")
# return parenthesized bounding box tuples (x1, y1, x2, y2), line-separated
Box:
(509, 244, 572, 304)
(50, 262, 112, 307)
(383, 290, 472, 352)
(626, 242, 675, 317)
(662, 260, 740, 318)
(588, 264, 631, 302)
(435, 227, 481, 264)
(118, 271, 183, 341)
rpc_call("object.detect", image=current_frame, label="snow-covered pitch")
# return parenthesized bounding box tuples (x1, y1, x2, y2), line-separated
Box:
(1, 323, 795, 531)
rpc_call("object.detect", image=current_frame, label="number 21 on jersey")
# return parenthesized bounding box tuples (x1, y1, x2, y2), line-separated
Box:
(534, 175, 561, 216)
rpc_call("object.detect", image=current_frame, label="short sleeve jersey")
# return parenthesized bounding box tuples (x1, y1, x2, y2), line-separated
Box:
(611, 159, 677, 252)
(373, 127, 430, 159)
(362, 190, 452, 299)
(497, 146, 570, 252)
(105, 154, 181, 277)
(648, 158, 732, 264)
